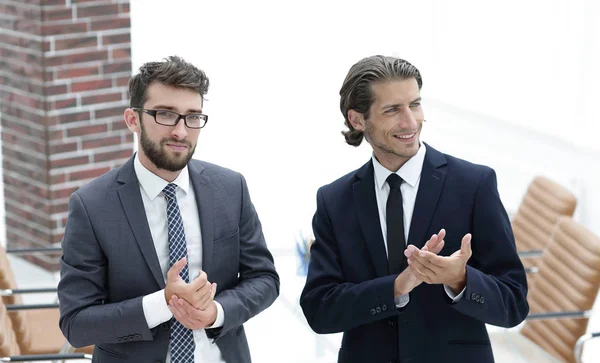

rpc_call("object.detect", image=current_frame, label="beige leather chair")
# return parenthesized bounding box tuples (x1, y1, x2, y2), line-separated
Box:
(0, 246, 94, 356)
(0, 299, 91, 361)
(491, 217, 600, 363)
(512, 176, 577, 277)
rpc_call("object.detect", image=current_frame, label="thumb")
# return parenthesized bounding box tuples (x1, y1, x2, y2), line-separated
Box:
(167, 257, 187, 281)
(461, 234, 472, 256)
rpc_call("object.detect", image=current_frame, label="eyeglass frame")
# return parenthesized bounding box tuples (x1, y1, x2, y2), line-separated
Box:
(131, 108, 209, 129)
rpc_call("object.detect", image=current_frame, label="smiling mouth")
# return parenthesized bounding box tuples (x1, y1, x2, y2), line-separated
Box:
(393, 131, 417, 140)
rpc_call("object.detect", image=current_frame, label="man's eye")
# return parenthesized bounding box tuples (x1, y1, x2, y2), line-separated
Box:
(410, 103, 421, 108)
(187, 115, 201, 122)
(157, 111, 173, 117)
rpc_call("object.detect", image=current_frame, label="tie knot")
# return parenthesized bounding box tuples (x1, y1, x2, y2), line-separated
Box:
(162, 183, 177, 199)
(386, 173, 403, 189)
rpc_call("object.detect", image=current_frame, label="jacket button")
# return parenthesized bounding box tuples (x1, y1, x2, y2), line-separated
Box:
(370, 309, 376, 315)
(382, 304, 388, 311)
(471, 292, 477, 300)
(480, 296, 485, 304)
(388, 319, 394, 327)
(475, 295, 480, 302)
(376, 307, 382, 313)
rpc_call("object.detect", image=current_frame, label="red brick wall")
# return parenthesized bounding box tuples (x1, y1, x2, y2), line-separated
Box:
(0, 0, 133, 269)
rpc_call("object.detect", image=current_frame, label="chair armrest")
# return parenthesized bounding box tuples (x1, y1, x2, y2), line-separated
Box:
(524, 267, 539, 274)
(0, 288, 57, 296)
(0, 353, 92, 361)
(5, 247, 62, 255)
(575, 332, 600, 363)
(5, 303, 59, 311)
(517, 250, 544, 258)
(526, 310, 592, 320)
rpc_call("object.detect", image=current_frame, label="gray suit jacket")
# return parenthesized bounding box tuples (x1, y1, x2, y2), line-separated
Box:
(58, 156, 280, 363)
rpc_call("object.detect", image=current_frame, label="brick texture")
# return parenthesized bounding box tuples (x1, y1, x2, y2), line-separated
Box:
(0, 0, 133, 270)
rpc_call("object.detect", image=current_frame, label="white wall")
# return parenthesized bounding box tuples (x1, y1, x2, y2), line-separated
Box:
(130, 0, 600, 250)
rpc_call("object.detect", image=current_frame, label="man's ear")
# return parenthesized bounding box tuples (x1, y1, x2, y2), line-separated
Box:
(347, 110, 365, 132)
(124, 108, 141, 133)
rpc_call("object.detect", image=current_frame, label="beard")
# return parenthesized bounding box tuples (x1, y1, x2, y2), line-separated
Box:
(139, 122, 196, 172)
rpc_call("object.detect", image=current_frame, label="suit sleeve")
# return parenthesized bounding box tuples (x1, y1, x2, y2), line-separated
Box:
(207, 174, 280, 340)
(300, 187, 399, 334)
(451, 169, 529, 328)
(58, 192, 154, 347)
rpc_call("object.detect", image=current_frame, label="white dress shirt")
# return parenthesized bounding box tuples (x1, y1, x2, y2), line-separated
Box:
(371, 143, 465, 307)
(135, 155, 226, 363)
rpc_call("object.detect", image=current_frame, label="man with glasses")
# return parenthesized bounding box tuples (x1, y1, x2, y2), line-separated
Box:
(58, 56, 280, 363)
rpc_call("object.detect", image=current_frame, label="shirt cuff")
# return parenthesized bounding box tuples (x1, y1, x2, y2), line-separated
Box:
(205, 301, 225, 328)
(142, 289, 173, 329)
(394, 294, 410, 308)
(444, 284, 466, 302)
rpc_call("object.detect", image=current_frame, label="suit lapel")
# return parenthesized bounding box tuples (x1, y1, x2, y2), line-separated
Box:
(353, 161, 388, 277)
(117, 157, 165, 288)
(188, 162, 215, 275)
(408, 143, 447, 249)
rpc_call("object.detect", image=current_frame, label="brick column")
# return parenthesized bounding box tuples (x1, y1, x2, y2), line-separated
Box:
(0, 0, 133, 269)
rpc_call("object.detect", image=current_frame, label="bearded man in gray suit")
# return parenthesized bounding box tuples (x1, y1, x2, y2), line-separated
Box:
(58, 56, 280, 363)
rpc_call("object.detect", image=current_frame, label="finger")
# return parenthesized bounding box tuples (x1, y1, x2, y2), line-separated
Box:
(430, 239, 445, 255)
(423, 234, 438, 250)
(407, 259, 432, 283)
(428, 229, 446, 251)
(211, 283, 217, 300)
(175, 296, 206, 323)
(167, 257, 187, 281)
(189, 270, 208, 290)
(416, 250, 448, 269)
(404, 244, 420, 258)
(169, 298, 196, 329)
(437, 229, 446, 242)
(412, 250, 450, 278)
(408, 253, 441, 280)
(461, 233, 472, 256)
(192, 281, 213, 309)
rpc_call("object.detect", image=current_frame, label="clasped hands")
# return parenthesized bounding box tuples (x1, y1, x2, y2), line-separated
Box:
(394, 229, 472, 298)
(164, 257, 218, 330)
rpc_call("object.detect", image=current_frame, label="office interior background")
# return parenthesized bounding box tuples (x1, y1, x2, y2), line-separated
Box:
(1, 0, 599, 362)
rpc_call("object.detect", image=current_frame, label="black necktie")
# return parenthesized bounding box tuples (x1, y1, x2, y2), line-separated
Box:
(386, 173, 406, 274)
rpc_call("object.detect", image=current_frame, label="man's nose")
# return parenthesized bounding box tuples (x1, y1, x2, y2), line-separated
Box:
(171, 118, 188, 139)
(398, 106, 418, 127)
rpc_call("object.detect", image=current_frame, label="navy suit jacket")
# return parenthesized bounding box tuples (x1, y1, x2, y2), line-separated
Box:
(300, 143, 528, 363)
(58, 156, 279, 363)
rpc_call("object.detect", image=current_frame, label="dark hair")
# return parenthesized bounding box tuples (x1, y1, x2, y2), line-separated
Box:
(128, 55, 210, 108)
(340, 55, 422, 146)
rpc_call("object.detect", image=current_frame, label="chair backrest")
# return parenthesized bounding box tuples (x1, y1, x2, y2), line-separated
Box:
(520, 217, 600, 363)
(0, 246, 33, 350)
(0, 300, 21, 356)
(512, 176, 577, 253)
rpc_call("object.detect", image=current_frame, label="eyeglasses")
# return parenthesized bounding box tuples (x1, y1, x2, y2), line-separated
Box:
(132, 108, 208, 129)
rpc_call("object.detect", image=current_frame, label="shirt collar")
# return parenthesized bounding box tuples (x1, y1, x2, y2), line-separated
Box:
(372, 142, 427, 189)
(134, 153, 190, 200)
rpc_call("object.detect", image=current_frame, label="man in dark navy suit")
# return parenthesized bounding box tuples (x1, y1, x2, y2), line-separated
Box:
(300, 55, 528, 363)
